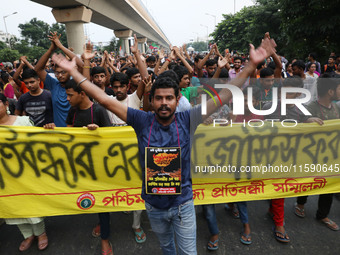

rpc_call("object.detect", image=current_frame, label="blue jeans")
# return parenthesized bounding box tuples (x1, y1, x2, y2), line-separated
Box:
(237, 202, 248, 224)
(202, 204, 219, 235)
(145, 200, 197, 255)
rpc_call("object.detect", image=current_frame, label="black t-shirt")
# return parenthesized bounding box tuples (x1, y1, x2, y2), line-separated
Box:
(66, 103, 111, 127)
(105, 87, 115, 96)
(16, 90, 54, 127)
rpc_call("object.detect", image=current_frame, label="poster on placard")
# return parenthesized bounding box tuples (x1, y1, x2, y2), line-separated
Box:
(145, 147, 181, 195)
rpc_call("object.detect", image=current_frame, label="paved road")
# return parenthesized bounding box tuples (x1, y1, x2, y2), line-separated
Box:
(1, 196, 339, 255)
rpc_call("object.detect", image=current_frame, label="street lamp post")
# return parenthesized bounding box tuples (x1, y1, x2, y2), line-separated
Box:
(3, 12, 18, 46)
(200, 24, 209, 50)
(205, 13, 217, 27)
(192, 32, 199, 42)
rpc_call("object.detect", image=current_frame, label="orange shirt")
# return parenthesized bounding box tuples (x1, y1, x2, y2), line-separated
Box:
(20, 81, 44, 94)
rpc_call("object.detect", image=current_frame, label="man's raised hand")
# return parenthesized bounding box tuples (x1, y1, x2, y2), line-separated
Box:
(52, 53, 77, 73)
(82, 42, 96, 60)
(48, 31, 62, 48)
(218, 56, 229, 69)
(249, 38, 276, 66)
(130, 34, 139, 54)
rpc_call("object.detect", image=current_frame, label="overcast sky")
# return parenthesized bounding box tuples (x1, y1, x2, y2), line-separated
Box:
(1, 0, 254, 46)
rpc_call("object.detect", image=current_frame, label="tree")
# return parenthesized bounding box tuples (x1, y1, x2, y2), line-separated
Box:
(211, 0, 340, 62)
(279, 0, 340, 60)
(18, 18, 51, 49)
(0, 48, 20, 62)
(211, 1, 282, 55)
(186, 41, 208, 52)
(10, 18, 68, 61)
(0, 41, 7, 50)
(103, 37, 119, 53)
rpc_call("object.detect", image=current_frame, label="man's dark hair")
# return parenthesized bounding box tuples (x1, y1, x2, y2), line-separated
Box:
(260, 67, 274, 78)
(317, 73, 339, 97)
(329, 56, 336, 60)
(0, 72, 10, 84)
(257, 60, 266, 70)
(111, 72, 129, 86)
(146, 56, 156, 63)
(267, 62, 276, 70)
(194, 55, 204, 63)
(0, 93, 7, 104)
(125, 67, 140, 79)
(173, 65, 189, 81)
(65, 79, 83, 93)
(120, 57, 126, 61)
(206, 59, 216, 67)
(219, 68, 229, 79)
(157, 70, 180, 85)
(21, 69, 39, 80)
(120, 67, 129, 73)
(233, 56, 243, 63)
(168, 62, 178, 70)
(91, 66, 106, 76)
(282, 76, 304, 88)
(309, 53, 317, 60)
(184, 59, 194, 67)
(292, 60, 305, 70)
(150, 77, 179, 99)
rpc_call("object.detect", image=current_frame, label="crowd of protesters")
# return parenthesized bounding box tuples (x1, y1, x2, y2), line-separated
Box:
(0, 31, 340, 254)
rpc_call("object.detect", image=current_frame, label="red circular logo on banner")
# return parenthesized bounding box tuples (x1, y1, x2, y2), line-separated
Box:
(77, 193, 95, 210)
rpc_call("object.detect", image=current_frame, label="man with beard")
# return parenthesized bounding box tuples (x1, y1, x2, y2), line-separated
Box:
(126, 67, 142, 94)
(229, 56, 243, 79)
(52, 36, 276, 254)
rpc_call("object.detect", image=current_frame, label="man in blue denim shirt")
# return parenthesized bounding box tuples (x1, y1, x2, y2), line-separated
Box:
(52, 37, 276, 255)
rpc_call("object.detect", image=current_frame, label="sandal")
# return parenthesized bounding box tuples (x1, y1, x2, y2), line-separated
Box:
(92, 224, 101, 237)
(320, 219, 339, 231)
(240, 232, 252, 245)
(37, 232, 48, 250)
(19, 235, 35, 251)
(294, 203, 305, 218)
(102, 241, 113, 255)
(207, 239, 219, 251)
(134, 227, 146, 243)
(225, 204, 239, 219)
(273, 226, 290, 243)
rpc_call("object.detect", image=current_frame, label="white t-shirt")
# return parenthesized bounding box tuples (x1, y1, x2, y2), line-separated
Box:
(107, 91, 141, 125)
(176, 95, 191, 112)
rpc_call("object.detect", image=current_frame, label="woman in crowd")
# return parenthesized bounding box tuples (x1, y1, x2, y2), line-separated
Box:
(0, 93, 49, 252)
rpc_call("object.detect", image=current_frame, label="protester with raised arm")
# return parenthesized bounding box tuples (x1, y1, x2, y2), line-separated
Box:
(52, 37, 276, 254)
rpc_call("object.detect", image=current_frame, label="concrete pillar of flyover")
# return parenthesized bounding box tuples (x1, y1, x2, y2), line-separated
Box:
(52, 6, 92, 55)
(137, 37, 147, 54)
(114, 30, 133, 55)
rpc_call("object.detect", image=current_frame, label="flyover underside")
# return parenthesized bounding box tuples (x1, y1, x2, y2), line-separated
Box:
(30, 0, 170, 48)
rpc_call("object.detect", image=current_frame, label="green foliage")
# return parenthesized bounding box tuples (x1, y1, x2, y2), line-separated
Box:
(278, 0, 340, 60)
(186, 41, 208, 52)
(103, 37, 119, 53)
(0, 48, 20, 62)
(18, 18, 51, 48)
(0, 41, 7, 50)
(211, 0, 340, 62)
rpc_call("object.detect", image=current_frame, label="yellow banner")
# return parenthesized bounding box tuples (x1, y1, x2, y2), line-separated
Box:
(0, 121, 340, 218)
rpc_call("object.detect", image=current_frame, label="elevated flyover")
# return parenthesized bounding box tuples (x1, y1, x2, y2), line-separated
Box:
(30, 0, 170, 54)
